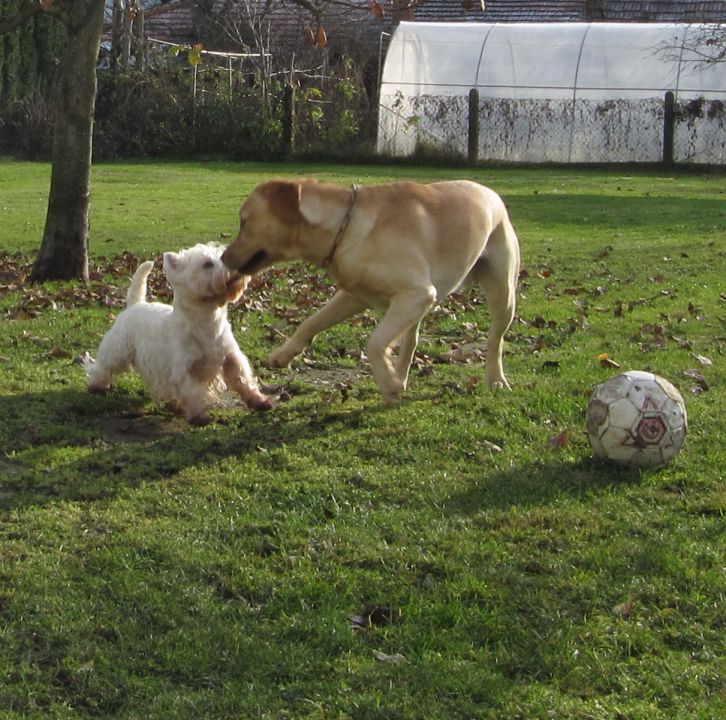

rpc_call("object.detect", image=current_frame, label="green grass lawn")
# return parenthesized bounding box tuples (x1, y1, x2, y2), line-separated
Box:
(0, 160, 724, 719)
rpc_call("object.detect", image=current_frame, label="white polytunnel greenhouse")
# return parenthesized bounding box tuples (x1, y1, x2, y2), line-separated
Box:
(377, 22, 726, 164)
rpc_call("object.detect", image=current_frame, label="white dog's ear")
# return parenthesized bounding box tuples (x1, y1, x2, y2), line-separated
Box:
(163, 252, 181, 273)
(298, 184, 326, 226)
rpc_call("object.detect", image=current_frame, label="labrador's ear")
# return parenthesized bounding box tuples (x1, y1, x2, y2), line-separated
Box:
(259, 180, 303, 226)
(297, 182, 326, 226)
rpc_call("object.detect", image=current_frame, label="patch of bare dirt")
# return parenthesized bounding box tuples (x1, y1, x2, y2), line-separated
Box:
(99, 415, 188, 443)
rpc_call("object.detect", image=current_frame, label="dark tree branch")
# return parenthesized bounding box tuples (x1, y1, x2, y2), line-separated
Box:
(0, 1, 43, 34)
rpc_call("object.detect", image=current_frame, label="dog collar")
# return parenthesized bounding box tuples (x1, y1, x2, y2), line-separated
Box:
(321, 184, 360, 269)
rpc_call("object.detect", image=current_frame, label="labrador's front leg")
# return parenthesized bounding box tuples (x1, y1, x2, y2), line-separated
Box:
(266, 289, 367, 367)
(366, 288, 436, 404)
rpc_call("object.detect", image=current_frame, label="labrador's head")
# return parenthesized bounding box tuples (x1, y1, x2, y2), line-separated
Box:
(222, 179, 328, 276)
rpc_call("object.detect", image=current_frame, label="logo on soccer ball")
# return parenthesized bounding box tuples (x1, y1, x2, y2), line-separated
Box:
(636, 416, 667, 445)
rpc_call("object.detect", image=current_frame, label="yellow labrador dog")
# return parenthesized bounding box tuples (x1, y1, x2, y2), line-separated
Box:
(222, 179, 520, 404)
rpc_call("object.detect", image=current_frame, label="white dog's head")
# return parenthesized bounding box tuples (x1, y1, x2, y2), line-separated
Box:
(163, 243, 249, 306)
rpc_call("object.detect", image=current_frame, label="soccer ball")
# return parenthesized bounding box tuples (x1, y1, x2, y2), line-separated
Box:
(586, 371, 687, 468)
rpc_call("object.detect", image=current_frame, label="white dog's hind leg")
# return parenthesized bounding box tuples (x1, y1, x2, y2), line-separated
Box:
(175, 376, 215, 425)
(266, 289, 367, 368)
(87, 338, 133, 393)
(367, 287, 436, 404)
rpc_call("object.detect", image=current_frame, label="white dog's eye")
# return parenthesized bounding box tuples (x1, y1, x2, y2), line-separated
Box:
(203, 260, 214, 269)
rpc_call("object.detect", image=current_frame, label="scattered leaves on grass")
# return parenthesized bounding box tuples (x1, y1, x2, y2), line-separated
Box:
(0, 251, 173, 316)
(683, 369, 709, 394)
(438, 341, 487, 364)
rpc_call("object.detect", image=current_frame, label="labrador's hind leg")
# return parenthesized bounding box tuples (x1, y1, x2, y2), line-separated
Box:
(469, 218, 520, 389)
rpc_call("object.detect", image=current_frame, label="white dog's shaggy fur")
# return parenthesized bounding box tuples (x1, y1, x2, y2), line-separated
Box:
(86, 242, 272, 424)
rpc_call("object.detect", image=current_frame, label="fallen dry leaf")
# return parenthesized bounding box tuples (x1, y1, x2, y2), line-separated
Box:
(47, 346, 72, 359)
(684, 369, 709, 393)
(373, 650, 406, 664)
(598, 353, 621, 369)
(693, 353, 713, 367)
(349, 605, 401, 630)
(549, 430, 570, 449)
(612, 597, 637, 618)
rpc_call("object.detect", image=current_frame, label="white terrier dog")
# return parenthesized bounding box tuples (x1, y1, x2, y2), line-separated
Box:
(86, 243, 273, 424)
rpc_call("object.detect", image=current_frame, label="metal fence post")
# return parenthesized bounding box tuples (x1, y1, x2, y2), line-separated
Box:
(282, 84, 295, 158)
(468, 88, 480, 164)
(663, 91, 675, 166)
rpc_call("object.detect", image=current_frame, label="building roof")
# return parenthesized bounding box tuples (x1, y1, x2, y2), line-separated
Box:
(415, 1, 585, 23)
(592, 1, 726, 22)
(414, 0, 726, 23)
(143, 0, 378, 56)
(143, 0, 199, 45)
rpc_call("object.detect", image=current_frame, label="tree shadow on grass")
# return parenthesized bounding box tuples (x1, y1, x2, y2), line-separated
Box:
(0, 377, 646, 515)
(444, 455, 644, 519)
(0, 385, 375, 512)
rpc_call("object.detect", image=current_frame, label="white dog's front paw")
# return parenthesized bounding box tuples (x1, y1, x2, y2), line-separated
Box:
(246, 392, 276, 412)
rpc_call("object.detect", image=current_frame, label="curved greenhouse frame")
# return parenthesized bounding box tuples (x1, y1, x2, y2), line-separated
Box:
(377, 22, 726, 164)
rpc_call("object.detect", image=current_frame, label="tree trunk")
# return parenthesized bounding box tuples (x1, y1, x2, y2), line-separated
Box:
(30, 0, 105, 282)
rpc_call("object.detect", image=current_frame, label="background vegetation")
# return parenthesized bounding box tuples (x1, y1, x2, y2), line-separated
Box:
(0, 0, 66, 159)
(0, 4, 373, 162)
(0, 161, 723, 718)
